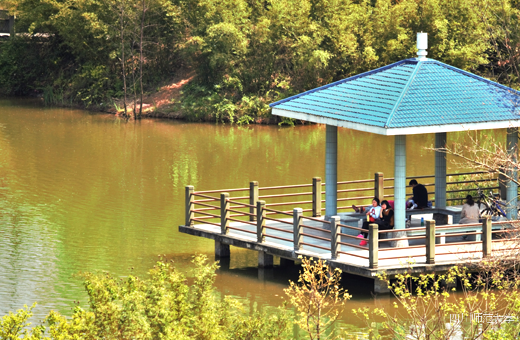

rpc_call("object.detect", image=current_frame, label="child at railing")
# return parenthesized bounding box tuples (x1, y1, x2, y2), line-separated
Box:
(357, 200, 394, 246)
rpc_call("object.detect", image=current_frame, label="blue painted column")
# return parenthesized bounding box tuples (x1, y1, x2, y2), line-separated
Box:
(394, 135, 408, 247)
(394, 135, 406, 229)
(507, 128, 518, 219)
(435, 133, 447, 209)
(325, 125, 337, 217)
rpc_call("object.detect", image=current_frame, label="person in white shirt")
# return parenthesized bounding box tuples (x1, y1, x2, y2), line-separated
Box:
(459, 195, 480, 224)
(356, 198, 381, 246)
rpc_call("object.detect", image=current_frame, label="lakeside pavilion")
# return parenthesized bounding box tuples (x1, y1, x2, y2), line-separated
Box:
(269, 33, 520, 246)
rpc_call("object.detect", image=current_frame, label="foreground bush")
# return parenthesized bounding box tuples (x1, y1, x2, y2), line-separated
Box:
(355, 260, 520, 339)
(6, 254, 520, 339)
(1, 255, 292, 339)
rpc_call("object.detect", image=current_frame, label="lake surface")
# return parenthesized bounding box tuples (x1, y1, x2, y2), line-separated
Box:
(0, 97, 505, 330)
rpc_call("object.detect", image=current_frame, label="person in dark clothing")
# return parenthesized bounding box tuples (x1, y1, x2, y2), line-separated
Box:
(358, 200, 394, 245)
(407, 179, 428, 209)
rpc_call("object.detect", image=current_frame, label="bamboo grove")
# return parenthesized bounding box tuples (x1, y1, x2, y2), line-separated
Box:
(1, 0, 520, 122)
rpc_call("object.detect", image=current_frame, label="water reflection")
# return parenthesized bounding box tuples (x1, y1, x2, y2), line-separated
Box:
(0, 97, 508, 332)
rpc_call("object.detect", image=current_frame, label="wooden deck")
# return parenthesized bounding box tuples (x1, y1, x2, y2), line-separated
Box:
(179, 210, 518, 292)
(180, 173, 518, 293)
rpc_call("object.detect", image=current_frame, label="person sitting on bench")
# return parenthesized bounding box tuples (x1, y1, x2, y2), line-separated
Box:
(357, 198, 393, 246)
(357, 200, 393, 246)
(459, 194, 480, 224)
(353, 199, 394, 213)
(407, 179, 428, 209)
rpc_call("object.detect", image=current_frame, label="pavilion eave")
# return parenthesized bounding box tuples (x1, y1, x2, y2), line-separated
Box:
(272, 108, 520, 136)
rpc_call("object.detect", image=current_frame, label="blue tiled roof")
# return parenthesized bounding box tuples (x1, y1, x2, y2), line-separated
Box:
(270, 58, 520, 129)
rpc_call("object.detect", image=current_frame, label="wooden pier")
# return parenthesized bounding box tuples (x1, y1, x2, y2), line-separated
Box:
(179, 172, 519, 293)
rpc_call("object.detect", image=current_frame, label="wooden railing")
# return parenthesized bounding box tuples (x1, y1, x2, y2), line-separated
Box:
(185, 186, 519, 268)
(369, 219, 517, 268)
(185, 171, 499, 228)
(183, 171, 520, 269)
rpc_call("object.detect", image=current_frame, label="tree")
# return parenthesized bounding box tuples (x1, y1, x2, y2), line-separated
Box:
(355, 264, 520, 339)
(0, 255, 292, 339)
(284, 256, 351, 340)
(478, 0, 520, 90)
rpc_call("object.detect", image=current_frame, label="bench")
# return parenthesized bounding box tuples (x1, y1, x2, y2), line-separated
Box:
(406, 217, 509, 243)
(339, 207, 510, 244)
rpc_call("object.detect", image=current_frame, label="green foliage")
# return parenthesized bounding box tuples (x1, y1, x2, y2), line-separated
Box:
(1, 0, 520, 121)
(284, 256, 351, 340)
(0, 36, 64, 96)
(0, 0, 182, 108)
(71, 64, 113, 107)
(354, 263, 520, 339)
(0, 255, 292, 339)
(446, 173, 498, 206)
(0, 303, 45, 339)
(178, 0, 508, 123)
(7, 256, 520, 339)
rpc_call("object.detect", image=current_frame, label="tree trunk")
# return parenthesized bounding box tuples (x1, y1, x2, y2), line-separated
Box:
(139, 0, 146, 119)
(130, 40, 137, 120)
(119, 1, 127, 117)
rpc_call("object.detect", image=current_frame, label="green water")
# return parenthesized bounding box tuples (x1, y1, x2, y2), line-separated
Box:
(0, 97, 505, 328)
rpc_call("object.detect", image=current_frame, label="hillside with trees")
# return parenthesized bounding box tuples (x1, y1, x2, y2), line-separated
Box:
(0, 0, 519, 123)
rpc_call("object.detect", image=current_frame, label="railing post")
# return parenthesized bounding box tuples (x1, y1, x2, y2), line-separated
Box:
(293, 208, 303, 250)
(313, 177, 322, 217)
(426, 220, 435, 264)
(369, 223, 379, 269)
(257, 200, 266, 243)
(250, 181, 259, 221)
(330, 216, 341, 260)
(221, 193, 230, 235)
(482, 216, 492, 258)
(185, 185, 194, 227)
(375, 172, 384, 203)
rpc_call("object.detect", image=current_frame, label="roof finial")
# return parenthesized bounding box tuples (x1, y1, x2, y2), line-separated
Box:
(417, 32, 428, 60)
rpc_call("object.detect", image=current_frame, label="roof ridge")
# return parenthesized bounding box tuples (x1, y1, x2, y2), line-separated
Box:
(269, 59, 418, 108)
(427, 59, 520, 96)
(384, 61, 423, 128)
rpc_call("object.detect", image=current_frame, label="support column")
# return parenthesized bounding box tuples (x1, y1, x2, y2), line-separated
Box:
(258, 267, 274, 280)
(374, 277, 390, 294)
(258, 251, 274, 268)
(435, 133, 447, 209)
(279, 258, 294, 267)
(215, 240, 230, 258)
(394, 135, 409, 247)
(325, 125, 338, 217)
(507, 128, 518, 219)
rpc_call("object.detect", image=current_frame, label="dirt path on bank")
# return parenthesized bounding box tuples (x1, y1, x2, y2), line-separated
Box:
(108, 68, 194, 119)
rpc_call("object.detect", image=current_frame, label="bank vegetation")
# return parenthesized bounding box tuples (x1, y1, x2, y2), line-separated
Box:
(1, 0, 520, 123)
(5, 253, 520, 339)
